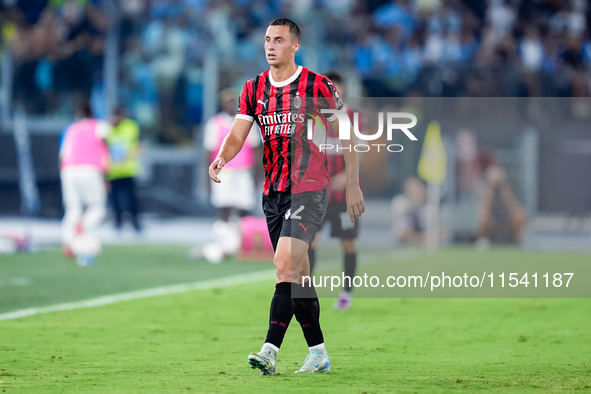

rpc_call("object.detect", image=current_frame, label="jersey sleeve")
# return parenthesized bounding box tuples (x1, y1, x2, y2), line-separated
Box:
(236, 80, 255, 122)
(318, 76, 344, 122)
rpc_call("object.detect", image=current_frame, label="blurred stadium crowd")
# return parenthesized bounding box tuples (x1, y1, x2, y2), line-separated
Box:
(0, 0, 108, 114)
(1, 0, 591, 143)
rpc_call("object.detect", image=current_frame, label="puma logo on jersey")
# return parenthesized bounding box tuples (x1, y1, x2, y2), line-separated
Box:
(299, 223, 310, 234)
(258, 99, 268, 109)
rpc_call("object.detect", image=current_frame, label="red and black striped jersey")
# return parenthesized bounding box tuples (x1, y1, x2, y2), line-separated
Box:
(325, 107, 360, 202)
(236, 66, 343, 195)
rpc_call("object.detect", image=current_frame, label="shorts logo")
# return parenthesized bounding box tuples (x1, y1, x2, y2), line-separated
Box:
(299, 223, 310, 234)
(284, 209, 291, 220)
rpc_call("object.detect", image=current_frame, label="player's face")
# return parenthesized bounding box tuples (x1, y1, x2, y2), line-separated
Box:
(222, 98, 236, 115)
(264, 26, 299, 67)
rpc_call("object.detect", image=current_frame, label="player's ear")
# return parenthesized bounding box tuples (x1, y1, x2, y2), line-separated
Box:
(293, 40, 300, 52)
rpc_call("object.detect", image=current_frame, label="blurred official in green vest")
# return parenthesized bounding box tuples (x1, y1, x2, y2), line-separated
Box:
(107, 106, 142, 234)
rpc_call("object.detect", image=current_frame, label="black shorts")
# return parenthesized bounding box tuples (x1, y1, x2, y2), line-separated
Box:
(320, 200, 359, 240)
(262, 188, 328, 251)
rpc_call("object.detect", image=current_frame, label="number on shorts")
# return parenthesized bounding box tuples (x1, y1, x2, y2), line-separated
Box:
(291, 205, 305, 220)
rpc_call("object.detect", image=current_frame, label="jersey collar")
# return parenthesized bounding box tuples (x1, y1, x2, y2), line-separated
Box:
(269, 66, 302, 88)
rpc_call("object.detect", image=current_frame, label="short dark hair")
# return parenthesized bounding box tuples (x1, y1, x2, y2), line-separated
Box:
(76, 101, 93, 118)
(325, 71, 343, 85)
(113, 105, 127, 117)
(269, 18, 300, 41)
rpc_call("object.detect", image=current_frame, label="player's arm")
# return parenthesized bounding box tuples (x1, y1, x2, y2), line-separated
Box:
(208, 118, 253, 183)
(329, 118, 365, 223)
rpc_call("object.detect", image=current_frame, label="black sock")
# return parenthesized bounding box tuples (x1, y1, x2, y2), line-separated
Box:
(264, 282, 295, 349)
(308, 248, 316, 275)
(294, 284, 324, 347)
(344, 252, 356, 292)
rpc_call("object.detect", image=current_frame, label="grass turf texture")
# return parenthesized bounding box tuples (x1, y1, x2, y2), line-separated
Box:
(1, 246, 590, 392)
(0, 245, 272, 314)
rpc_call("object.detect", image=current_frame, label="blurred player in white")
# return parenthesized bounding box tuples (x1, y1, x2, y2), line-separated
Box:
(196, 88, 260, 263)
(60, 102, 110, 266)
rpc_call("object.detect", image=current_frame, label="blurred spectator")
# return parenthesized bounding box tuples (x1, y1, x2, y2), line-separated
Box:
(120, 35, 159, 129)
(15, 0, 48, 26)
(424, 26, 462, 64)
(391, 176, 451, 246)
(106, 106, 142, 234)
(144, 15, 187, 143)
(401, 32, 423, 81)
(3, 0, 591, 141)
(487, 0, 515, 39)
(476, 164, 526, 249)
(455, 129, 479, 196)
(52, 0, 108, 99)
(373, 0, 416, 39)
(119, 0, 146, 40)
(541, 35, 560, 74)
(427, 2, 462, 35)
(3, 0, 107, 114)
(549, 2, 586, 35)
(519, 25, 544, 72)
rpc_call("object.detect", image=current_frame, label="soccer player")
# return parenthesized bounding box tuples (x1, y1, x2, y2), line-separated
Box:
(60, 102, 110, 266)
(208, 19, 365, 375)
(308, 71, 360, 310)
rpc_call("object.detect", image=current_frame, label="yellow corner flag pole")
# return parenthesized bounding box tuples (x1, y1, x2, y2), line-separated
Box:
(417, 121, 447, 252)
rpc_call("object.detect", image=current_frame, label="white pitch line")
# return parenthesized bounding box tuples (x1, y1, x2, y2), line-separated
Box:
(0, 269, 276, 321)
(0, 249, 423, 322)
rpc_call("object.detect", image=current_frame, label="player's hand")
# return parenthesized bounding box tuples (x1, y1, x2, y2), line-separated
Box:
(209, 158, 226, 183)
(346, 185, 365, 223)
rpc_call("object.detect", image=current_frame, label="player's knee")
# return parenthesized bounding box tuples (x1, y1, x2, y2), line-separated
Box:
(274, 256, 292, 279)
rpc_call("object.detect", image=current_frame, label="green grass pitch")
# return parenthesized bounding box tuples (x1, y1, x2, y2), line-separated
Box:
(1, 246, 590, 392)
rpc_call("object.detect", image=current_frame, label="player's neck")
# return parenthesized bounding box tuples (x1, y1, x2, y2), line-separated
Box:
(269, 63, 298, 83)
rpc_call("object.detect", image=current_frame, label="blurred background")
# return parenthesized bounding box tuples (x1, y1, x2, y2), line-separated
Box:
(0, 0, 590, 251)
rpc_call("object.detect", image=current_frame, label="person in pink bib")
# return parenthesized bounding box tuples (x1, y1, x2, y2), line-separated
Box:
(59, 102, 111, 265)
